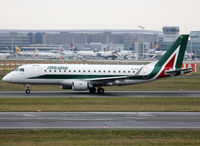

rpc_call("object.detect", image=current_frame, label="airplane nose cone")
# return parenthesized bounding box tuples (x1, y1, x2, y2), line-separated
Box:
(2, 74, 12, 82)
(2, 75, 8, 82)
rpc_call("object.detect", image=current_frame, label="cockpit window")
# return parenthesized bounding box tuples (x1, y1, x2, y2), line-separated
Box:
(16, 68, 24, 72)
(19, 68, 24, 72)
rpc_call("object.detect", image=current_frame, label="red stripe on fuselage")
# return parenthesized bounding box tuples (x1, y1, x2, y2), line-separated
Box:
(157, 54, 176, 79)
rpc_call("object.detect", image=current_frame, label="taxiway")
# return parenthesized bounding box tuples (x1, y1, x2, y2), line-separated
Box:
(0, 90, 200, 98)
(0, 112, 199, 129)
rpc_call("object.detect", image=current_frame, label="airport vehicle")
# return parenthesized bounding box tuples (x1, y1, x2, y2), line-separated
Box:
(3, 35, 191, 94)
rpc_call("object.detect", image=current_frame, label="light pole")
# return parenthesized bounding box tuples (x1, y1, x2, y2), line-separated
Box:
(190, 35, 193, 60)
(138, 26, 145, 59)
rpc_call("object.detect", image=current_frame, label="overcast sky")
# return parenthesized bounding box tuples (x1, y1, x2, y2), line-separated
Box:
(0, 0, 199, 33)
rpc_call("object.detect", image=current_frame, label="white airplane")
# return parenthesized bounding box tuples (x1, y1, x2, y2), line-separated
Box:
(0, 53, 10, 60)
(59, 45, 78, 59)
(3, 35, 191, 94)
(34, 48, 60, 59)
(76, 50, 99, 57)
(16, 46, 60, 59)
(97, 49, 119, 60)
(70, 43, 98, 58)
(15, 46, 36, 56)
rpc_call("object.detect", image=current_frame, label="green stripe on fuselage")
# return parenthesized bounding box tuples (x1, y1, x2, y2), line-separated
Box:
(28, 74, 123, 79)
(28, 74, 156, 80)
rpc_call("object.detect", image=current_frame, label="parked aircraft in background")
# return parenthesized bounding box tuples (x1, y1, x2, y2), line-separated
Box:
(15, 46, 36, 56)
(69, 43, 99, 59)
(76, 50, 99, 58)
(59, 45, 78, 59)
(0, 53, 10, 60)
(3, 35, 191, 94)
(16, 46, 60, 59)
(34, 48, 60, 59)
(97, 48, 120, 60)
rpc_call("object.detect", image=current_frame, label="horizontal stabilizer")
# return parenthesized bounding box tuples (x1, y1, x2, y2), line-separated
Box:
(165, 68, 192, 76)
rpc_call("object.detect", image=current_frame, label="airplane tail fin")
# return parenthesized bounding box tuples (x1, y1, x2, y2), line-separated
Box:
(58, 45, 64, 53)
(15, 46, 23, 54)
(71, 43, 78, 51)
(155, 34, 189, 70)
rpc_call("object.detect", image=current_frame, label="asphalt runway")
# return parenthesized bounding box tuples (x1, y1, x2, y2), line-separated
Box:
(0, 112, 200, 129)
(0, 90, 200, 98)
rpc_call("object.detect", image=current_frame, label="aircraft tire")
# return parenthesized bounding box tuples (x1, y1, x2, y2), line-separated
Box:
(97, 88, 104, 94)
(25, 89, 30, 94)
(89, 87, 96, 93)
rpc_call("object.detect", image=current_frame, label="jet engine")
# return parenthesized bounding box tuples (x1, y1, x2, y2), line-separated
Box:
(72, 80, 89, 91)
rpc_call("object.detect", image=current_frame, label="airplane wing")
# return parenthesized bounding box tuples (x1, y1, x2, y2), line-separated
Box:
(165, 68, 192, 76)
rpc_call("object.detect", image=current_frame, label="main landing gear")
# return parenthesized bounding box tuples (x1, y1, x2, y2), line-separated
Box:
(89, 87, 104, 94)
(25, 84, 31, 94)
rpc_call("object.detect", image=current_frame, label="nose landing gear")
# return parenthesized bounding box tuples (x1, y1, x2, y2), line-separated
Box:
(25, 84, 31, 94)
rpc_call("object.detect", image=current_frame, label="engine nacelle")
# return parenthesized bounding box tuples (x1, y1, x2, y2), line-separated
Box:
(72, 80, 89, 91)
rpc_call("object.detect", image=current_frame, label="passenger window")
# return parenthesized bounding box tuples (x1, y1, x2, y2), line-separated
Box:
(54, 70, 56, 72)
(64, 70, 66, 72)
(123, 71, 126, 73)
(59, 70, 61, 72)
(128, 71, 130, 73)
(69, 70, 71, 72)
(44, 70, 47, 72)
(83, 70, 85, 72)
(133, 71, 135, 73)
(113, 71, 116, 73)
(118, 71, 121, 73)
(79, 70, 81, 72)
(103, 70, 106, 73)
(99, 70, 101, 73)
(88, 70, 90, 72)
(49, 70, 51, 72)
(74, 70, 76, 72)
(108, 70, 110, 73)
(94, 70, 96, 73)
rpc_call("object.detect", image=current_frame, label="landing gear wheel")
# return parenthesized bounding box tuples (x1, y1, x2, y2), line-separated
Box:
(25, 89, 30, 94)
(89, 87, 96, 93)
(25, 84, 31, 94)
(97, 88, 104, 94)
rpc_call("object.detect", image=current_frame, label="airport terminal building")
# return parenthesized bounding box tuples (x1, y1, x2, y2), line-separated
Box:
(0, 27, 199, 59)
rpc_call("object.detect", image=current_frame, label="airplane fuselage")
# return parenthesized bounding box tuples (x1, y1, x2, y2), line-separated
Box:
(3, 63, 155, 87)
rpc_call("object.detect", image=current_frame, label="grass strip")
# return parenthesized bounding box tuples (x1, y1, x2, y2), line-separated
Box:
(0, 97, 200, 112)
(0, 129, 200, 145)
